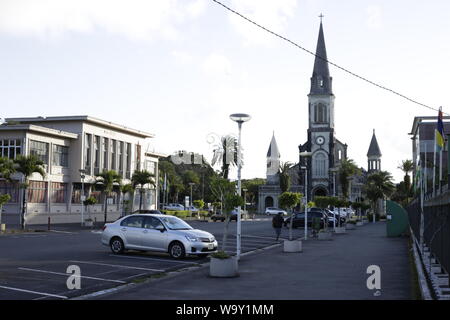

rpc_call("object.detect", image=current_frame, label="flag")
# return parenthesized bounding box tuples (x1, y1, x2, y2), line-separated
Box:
(436, 107, 445, 151)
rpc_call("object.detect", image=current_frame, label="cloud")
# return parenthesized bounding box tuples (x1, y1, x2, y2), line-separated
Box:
(202, 53, 233, 77)
(0, 0, 206, 41)
(366, 5, 383, 30)
(228, 0, 298, 46)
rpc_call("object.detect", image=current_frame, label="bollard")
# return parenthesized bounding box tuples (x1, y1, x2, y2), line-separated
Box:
(48, 217, 51, 231)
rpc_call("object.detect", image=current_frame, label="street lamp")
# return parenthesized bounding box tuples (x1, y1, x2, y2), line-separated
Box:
(299, 151, 312, 240)
(79, 169, 86, 226)
(230, 113, 251, 260)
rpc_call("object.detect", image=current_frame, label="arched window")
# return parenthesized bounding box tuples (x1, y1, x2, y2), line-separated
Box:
(313, 152, 328, 178)
(314, 103, 327, 123)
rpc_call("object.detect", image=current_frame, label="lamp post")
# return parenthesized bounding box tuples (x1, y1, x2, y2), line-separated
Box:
(243, 188, 247, 213)
(299, 151, 312, 240)
(79, 169, 86, 226)
(230, 113, 251, 260)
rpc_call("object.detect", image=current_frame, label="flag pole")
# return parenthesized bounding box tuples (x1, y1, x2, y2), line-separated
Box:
(433, 130, 437, 197)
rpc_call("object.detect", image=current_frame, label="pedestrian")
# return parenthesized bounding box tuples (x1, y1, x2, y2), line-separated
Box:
(272, 212, 284, 241)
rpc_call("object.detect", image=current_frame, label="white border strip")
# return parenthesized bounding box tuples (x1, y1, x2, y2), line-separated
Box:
(18, 267, 126, 284)
(70, 260, 164, 272)
(0, 285, 68, 299)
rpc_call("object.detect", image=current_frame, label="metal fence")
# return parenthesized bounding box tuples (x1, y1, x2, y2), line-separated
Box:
(406, 200, 450, 276)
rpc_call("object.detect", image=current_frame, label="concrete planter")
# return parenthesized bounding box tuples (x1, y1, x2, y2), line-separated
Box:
(209, 256, 238, 278)
(318, 231, 332, 240)
(283, 240, 302, 252)
(356, 221, 364, 226)
(345, 223, 356, 230)
(334, 227, 347, 234)
(84, 220, 94, 227)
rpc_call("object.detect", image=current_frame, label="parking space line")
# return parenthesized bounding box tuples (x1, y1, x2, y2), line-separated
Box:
(108, 255, 198, 265)
(49, 230, 77, 234)
(70, 260, 164, 272)
(0, 285, 68, 299)
(18, 267, 126, 284)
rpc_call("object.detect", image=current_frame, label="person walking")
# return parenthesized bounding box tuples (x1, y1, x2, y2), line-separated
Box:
(272, 212, 284, 241)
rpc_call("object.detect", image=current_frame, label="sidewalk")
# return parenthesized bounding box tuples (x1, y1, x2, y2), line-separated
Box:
(96, 222, 414, 300)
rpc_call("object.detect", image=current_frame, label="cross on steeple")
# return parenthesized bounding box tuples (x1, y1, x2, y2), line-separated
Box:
(319, 13, 324, 23)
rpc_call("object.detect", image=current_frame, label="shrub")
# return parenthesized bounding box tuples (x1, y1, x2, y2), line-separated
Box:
(211, 250, 230, 259)
(366, 212, 380, 221)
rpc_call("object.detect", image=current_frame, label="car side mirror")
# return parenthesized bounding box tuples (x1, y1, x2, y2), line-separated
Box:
(156, 226, 166, 232)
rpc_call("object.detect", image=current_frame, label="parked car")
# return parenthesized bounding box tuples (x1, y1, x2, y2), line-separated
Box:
(265, 207, 287, 216)
(185, 206, 199, 212)
(323, 208, 346, 224)
(283, 211, 330, 228)
(211, 209, 242, 222)
(163, 203, 185, 211)
(132, 209, 165, 215)
(102, 214, 218, 259)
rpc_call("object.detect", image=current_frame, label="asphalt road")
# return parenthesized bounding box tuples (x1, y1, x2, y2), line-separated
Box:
(0, 218, 300, 300)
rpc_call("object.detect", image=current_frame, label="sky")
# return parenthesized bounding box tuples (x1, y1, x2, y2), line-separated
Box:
(1, 0, 450, 183)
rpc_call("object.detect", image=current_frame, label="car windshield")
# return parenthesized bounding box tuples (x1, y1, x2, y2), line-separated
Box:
(160, 216, 193, 230)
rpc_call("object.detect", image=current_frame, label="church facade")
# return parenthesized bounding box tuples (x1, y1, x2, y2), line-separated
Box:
(257, 21, 387, 213)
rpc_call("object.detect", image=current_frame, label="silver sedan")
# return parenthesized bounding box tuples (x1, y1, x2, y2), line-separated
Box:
(101, 214, 218, 259)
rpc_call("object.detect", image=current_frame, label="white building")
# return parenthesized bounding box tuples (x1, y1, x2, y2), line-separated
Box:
(0, 115, 163, 225)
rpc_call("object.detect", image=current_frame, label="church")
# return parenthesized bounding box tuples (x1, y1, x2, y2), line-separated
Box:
(258, 20, 383, 213)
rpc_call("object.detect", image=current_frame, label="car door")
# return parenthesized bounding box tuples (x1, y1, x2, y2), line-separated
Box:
(141, 216, 169, 251)
(119, 216, 145, 249)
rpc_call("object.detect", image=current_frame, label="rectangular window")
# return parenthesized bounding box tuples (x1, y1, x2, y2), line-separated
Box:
(94, 136, 100, 175)
(118, 141, 124, 176)
(103, 137, 108, 170)
(28, 181, 47, 203)
(29, 140, 49, 164)
(52, 145, 69, 167)
(85, 133, 92, 173)
(125, 143, 131, 179)
(145, 160, 155, 175)
(0, 139, 22, 159)
(50, 182, 67, 203)
(135, 144, 141, 171)
(111, 140, 116, 170)
(0, 181, 19, 203)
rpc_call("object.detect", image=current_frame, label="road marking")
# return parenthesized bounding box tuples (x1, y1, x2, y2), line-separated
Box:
(18, 267, 126, 284)
(108, 254, 198, 265)
(70, 260, 165, 272)
(0, 285, 68, 299)
(49, 230, 77, 234)
(119, 272, 148, 280)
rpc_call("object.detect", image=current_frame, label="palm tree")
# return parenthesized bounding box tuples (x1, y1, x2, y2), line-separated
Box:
(0, 157, 15, 225)
(119, 183, 134, 217)
(365, 171, 395, 216)
(13, 155, 46, 230)
(338, 159, 360, 199)
(131, 170, 156, 211)
(0, 157, 15, 180)
(211, 135, 237, 179)
(279, 162, 292, 193)
(397, 159, 414, 194)
(95, 170, 122, 224)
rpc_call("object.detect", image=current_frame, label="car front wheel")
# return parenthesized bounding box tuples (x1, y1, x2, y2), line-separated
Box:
(110, 237, 125, 254)
(169, 241, 186, 259)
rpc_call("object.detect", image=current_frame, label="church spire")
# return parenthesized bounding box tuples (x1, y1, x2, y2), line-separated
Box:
(367, 129, 382, 157)
(310, 20, 333, 95)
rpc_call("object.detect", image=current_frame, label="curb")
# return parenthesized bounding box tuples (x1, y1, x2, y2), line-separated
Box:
(410, 229, 433, 300)
(71, 240, 288, 300)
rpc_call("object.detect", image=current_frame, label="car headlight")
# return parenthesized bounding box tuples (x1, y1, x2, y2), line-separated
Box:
(185, 236, 199, 242)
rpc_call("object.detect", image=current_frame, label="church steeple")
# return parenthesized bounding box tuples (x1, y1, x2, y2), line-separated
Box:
(266, 132, 280, 184)
(310, 21, 333, 95)
(367, 129, 382, 172)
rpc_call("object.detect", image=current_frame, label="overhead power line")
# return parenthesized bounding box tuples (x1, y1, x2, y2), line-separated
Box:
(211, 0, 448, 116)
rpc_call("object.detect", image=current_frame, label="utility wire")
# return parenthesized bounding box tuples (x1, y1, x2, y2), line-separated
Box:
(211, 0, 448, 116)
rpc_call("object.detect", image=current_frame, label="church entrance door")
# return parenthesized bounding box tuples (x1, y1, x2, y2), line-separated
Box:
(264, 196, 274, 209)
